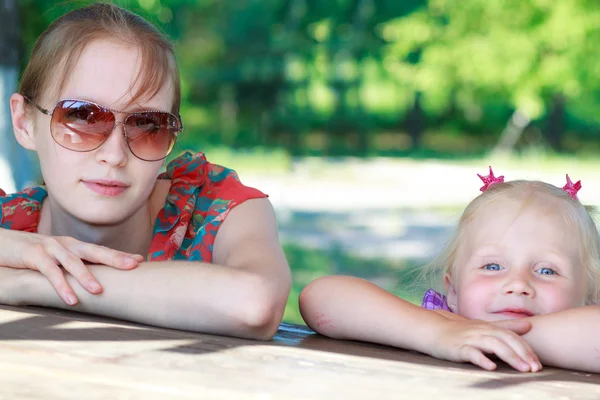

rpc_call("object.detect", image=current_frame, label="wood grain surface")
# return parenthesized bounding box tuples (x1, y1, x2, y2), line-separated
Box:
(0, 305, 597, 399)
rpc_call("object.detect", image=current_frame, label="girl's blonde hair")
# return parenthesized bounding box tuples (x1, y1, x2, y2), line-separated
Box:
(422, 179, 600, 305)
(20, 2, 180, 114)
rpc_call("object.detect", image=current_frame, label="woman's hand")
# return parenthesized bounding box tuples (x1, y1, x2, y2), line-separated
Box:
(431, 318, 542, 372)
(0, 229, 143, 305)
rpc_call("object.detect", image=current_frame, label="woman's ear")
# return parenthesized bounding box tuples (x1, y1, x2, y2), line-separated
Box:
(444, 273, 458, 313)
(10, 93, 37, 151)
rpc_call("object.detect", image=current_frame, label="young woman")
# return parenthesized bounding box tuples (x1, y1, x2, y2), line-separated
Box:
(0, 3, 291, 340)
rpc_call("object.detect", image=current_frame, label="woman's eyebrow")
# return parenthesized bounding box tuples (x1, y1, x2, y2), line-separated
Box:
(125, 105, 166, 113)
(63, 97, 168, 113)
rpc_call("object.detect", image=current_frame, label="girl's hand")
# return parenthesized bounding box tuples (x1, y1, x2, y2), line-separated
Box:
(433, 309, 468, 321)
(0, 229, 144, 305)
(431, 318, 542, 372)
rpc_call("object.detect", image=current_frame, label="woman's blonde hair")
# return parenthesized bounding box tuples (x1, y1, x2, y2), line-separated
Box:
(19, 2, 180, 114)
(422, 179, 600, 305)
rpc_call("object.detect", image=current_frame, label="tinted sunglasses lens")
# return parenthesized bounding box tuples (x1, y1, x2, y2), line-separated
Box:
(125, 113, 178, 161)
(51, 100, 114, 151)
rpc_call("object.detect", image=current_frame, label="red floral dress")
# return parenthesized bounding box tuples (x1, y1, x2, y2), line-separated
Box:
(0, 152, 267, 262)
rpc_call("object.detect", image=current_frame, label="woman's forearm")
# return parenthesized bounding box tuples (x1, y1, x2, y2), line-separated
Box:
(15, 261, 286, 340)
(299, 276, 448, 355)
(524, 306, 600, 373)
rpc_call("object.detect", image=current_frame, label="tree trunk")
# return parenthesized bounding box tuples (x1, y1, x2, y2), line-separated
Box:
(0, 0, 36, 191)
(546, 94, 565, 152)
(492, 108, 531, 155)
(405, 92, 424, 149)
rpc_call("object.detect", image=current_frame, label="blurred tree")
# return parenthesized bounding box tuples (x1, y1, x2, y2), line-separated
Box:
(1, 0, 36, 191)
(15, 0, 600, 157)
(381, 0, 600, 151)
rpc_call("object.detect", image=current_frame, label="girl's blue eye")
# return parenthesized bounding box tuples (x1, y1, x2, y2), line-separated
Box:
(483, 263, 502, 271)
(537, 267, 556, 275)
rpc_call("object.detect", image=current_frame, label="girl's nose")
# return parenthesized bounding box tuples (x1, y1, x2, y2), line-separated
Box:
(502, 272, 535, 297)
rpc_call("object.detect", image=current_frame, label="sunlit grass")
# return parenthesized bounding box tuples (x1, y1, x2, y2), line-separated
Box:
(168, 146, 292, 174)
(449, 147, 600, 175)
(282, 243, 428, 325)
(203, 146, 292, 173)
(170, 143, 600, 180)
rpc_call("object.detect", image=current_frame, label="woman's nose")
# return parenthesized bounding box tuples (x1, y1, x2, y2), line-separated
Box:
(94, 122, 128, 167)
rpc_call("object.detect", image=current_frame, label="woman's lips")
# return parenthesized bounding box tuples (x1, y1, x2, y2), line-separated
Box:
(82, 180, 129, 197)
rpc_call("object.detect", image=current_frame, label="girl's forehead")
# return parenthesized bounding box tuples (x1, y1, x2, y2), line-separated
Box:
(469, 193, 569, 225)
(463, 198, 577, 246)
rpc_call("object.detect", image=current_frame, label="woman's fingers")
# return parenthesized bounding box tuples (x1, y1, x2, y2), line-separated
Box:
(0, 231, 145, 304)
(29, 250, 78, 305)
(49, 243, 104, 295)
(61, 238, 142, 270)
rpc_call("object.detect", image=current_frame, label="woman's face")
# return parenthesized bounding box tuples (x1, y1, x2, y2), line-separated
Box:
(31, 38, 174, 225)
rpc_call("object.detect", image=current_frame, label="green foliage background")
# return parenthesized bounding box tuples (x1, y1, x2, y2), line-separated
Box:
(17, 0, 600, 157)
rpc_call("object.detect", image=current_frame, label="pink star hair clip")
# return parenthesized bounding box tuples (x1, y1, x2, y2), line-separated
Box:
(477, 166, 504, 192)
(563, 174, 582, 200)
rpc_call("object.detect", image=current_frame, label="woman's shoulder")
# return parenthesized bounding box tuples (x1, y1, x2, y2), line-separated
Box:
(158, 150, 235, 183)
(159, 151, 266, 199)
(158, 151, 208, 185)
(0, 185, 48, 205)
(0, 186, 47, 231)
(149, 151, 267, 261)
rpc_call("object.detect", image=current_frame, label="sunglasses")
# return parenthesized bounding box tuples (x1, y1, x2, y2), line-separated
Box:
(23, 96, 183, 161)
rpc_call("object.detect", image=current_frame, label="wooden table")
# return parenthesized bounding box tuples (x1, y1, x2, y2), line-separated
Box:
(0, 305, 597, 399)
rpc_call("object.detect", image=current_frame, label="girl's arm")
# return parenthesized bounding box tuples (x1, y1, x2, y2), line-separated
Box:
(299, 275, 539, 371)
(523, 306, 600, 373)
(299, 275, 447, 351)
(2, 198, 291, 340)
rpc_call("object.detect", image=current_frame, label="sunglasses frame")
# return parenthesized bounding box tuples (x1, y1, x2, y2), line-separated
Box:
(23, 95, 184, 161)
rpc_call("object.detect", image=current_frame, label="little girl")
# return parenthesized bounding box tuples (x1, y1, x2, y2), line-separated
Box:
(300, 167, 600, 373)
(0, 3, 290, 339)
